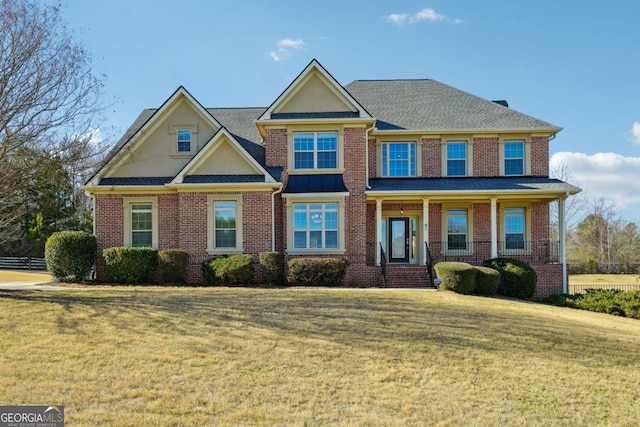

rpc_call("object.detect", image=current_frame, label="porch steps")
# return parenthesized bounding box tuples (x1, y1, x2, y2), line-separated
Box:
(381, 265, 435, 288)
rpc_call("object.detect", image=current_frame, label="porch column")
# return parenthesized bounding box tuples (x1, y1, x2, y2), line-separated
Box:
(375, 199, 382, 265)
(559, 195, 567, 293)
(490, 198, 498, 258)
(422, 198, 430, 265)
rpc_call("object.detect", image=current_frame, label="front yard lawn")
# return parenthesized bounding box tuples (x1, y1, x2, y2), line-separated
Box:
(1, 287, 639, 425)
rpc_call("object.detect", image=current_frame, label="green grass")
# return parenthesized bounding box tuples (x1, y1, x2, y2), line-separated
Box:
(1, 287, 639, 425)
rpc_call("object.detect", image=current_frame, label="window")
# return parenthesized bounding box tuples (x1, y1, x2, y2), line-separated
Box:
(131, 203, 152, 247)
(504, 140, 524, 175)
(382, 143, 416, 177)
(293, 203, 338, 249)
(176, 130, 191, 153)
(294, 132, 337, 169)
(213, 201, 237, 248)
(504, 208, 526, 250)
(446, 209, 468, 251)
(207, 196, 243, 253)
(447, 142, 467, 176)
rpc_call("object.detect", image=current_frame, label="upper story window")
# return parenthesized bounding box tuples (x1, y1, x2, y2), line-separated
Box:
(382, 142, 416, 177)
(177, 130, 192, 153)
(504, 140, 524, 175)
(294, 132, 337, 169)
(446, 142, 467, 176)
(293, 203, 338, 249)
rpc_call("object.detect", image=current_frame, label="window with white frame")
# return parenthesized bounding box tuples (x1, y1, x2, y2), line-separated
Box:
(130, 203, 153, 247)
(504, 140, 524, 175)
(177, 130, 192, 153)
(446, 209, 468, 251)
(382, 142, 416, 177)
(504, 207, 526, 250)
(293, 203, 338, 249)
(446, 142, 467, 176)
(293, 132, 337, 169)
(213, 201, 237, 248)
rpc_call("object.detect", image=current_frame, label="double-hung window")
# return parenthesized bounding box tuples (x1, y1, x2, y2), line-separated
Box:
(294, 132, 337, 169)
(446, 142, 467, 176)
(213, 201, 237, 248)
(446, 209, 468, 251)
(504, 140, 524, 175)
(382, 142, 416, 177)
(504, 208, 526, 250)
(130, 203, 153, 247)
(293, 203, 338, 249)
(177, 130, 192, 153)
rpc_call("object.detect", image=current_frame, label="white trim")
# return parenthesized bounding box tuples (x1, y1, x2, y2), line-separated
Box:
(207, 195, 244, 254)
(285, 196, 347, 254)
(282, 192, 350, 199)
(123, 197, 158, 249)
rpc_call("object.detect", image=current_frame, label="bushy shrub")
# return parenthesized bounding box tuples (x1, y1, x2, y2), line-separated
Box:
(433, 262, 477, 295)
(483, 258, 537, 299)
(102, 247, 158, 284)
(473, 266, 500, 296)
(45, 231, 97, 282)
(202, 254, 254, 286)
(259, 251, 285, 287)
(542, 290, 640, 320)
(541, 293, 579, 308)
(615, 290, 640, 319)
(158, 249, 189, 284)
(287, 258, 348, 287)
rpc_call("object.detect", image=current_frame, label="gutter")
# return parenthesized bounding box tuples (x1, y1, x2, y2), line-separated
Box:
(365, 124, 375, 189)
(271, 184, 284, 251)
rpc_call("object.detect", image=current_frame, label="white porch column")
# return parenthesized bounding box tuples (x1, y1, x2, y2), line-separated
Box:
(375, 199, 382, 265)
(559, 195, 567, 293)
(490, 198, 498, 258)
(422, 198, 430, 265)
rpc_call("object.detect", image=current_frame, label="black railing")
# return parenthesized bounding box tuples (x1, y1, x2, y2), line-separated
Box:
(428, 241, 559, 265)
(379, 242, 387, 285)
(425, 241, 435, 286)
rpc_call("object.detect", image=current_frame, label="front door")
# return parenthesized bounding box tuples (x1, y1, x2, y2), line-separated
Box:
(388, 217, 410, 263)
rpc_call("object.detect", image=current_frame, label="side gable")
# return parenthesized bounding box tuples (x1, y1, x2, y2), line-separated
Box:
(171, 128, 276, 184)
(257, 59, 371, 121)
(86, 87, 222, 186)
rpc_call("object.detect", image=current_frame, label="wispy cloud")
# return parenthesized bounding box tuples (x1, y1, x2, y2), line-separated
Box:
(631, 121, 640, 145)
(385, 8, 461, 27)
(269, 38, 305, 62)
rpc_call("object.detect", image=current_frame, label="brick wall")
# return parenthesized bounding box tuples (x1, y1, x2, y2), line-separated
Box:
(158, 194, 179, 248)
(94, 194, 124, 280)
(422, 138, 441, 177)
(473, 137, 499, 177)
(532, 263, 563, 299)
(531, 136, 550, 176)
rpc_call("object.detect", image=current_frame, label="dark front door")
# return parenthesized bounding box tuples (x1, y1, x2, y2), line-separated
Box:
(388, 217, 410, 263)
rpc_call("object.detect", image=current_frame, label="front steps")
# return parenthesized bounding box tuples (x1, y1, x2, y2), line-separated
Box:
(380, 264, 435, 288)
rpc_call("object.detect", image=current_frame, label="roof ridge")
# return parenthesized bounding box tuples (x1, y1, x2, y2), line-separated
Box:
(349, 79, 434, 82)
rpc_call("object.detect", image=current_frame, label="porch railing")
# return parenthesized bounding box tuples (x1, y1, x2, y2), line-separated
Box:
(429, 241, 559, 265)
(379, 242, 387, 285)
(425, 241, 435, 286)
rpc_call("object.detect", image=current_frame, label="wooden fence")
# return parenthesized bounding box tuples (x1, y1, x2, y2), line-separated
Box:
(0, 257, 47, 271)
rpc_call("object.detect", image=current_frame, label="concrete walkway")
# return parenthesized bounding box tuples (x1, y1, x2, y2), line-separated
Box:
(0, 270, 68, 291)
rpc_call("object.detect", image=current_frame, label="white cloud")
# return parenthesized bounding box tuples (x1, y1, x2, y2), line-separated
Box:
(385, 8, 458, 26)
(269, 38, 305, 62)
(550, 152, 640, 209)
(631, 121, 640, 145)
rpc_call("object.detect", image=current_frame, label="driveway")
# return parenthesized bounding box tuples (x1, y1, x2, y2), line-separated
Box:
(0, 269, 63, 290)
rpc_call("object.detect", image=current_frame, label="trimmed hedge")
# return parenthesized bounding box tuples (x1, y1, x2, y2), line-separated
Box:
(483, 258, 537, 299)
(158, 249, 189, 284)
(45, 231, 97, 282)
(287, 258, 347, 287)
(473, 266, 500, 296)
(433, 262, 477, 295)
(102, 247, 158, 284)
(259, 251, 285, 287)
(202, 254, 254, 286)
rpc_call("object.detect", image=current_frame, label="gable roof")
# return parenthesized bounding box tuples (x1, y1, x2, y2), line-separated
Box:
(345, 79, 561, 132)
(257, 59, 371, 121)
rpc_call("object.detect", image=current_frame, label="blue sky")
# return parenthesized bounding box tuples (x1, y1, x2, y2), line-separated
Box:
(59, 0, 640, 222)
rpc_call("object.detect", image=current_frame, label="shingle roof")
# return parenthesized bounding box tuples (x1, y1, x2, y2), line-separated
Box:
(182, 175, 264, 184)
(284, 174, 348, 193)
(345, 80, 560, 131)
(368, 176, 580, 193)
(99, 177, 173, 186)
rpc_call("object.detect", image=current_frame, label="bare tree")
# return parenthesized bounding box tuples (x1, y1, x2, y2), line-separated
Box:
(0, 0, 106, 244)
(549, 161, 588, 241)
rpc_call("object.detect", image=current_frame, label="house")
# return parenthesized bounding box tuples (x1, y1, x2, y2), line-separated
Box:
(84, 59, 580, 297)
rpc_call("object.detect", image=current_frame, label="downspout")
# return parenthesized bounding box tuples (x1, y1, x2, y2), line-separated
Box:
(271, 183, 284, 251)
(365, 124, 375, 189)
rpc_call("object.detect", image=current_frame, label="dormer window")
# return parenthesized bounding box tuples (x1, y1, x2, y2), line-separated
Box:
(177, 130, 192, 153)
(294, 132, 337, 169)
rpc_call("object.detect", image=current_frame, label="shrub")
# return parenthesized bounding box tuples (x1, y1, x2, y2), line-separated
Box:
(287, 258, 348, 287)
(616, 290, 640, 319)
(102, 247, 158, 284)
(45, 231, 97, 282)
(202, 254, 255, 286)
(158, 249, 189, 284)
(541, 293, 579, 308)
(574, 289, 625, 316)
(433, 262, 477, 295)
(483, 258, 537, 299)
(473, 266, 500, 296)
(259, 251, 285, 287)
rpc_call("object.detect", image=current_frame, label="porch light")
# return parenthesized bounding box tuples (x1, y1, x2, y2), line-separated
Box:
(400, 203, 404, 215)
